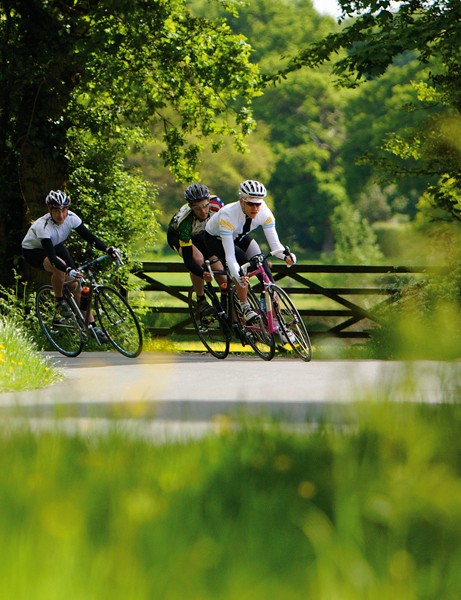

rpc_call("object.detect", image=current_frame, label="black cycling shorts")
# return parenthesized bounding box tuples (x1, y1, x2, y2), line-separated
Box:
(22, 243, 75, 271)
(167, 230, 211, 257)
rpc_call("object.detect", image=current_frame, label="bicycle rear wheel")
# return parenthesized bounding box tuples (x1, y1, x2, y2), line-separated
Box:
(36, 285, 84, 357)
(95, 286, 143, 358)
(270, 285, 312, 362)
(234, 287, 275, 361)
(188, 287, 230, 359)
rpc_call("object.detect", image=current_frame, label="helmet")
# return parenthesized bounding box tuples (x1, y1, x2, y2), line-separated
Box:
(184, 183, 210, 204)
(45, 190, 70, 208)
(239, 180, 267, 200)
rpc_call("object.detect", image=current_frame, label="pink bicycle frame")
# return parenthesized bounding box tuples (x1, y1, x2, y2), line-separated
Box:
(240, 250, 282, 335)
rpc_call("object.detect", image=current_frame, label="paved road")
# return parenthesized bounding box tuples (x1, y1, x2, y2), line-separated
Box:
(1, 353, 460, 437)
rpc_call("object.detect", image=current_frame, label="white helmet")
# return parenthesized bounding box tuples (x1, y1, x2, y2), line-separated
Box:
(45, 190, 70, 207)
(239, 180, 267, 199)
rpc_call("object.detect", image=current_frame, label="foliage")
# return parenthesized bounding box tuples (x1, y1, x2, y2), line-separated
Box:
(0, 272, 38, 337)
(0, 317, 61, 392)
(369, 221, 461, 358)
(269, 0, 461, 229)
(328, 202, 383, 264)
(2, 405, 461, 597)
(168, 0, 351, 252)
(0, 0, 262, 281)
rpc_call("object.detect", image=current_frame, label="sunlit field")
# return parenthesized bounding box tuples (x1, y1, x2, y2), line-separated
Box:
(1, 402, 461, 599)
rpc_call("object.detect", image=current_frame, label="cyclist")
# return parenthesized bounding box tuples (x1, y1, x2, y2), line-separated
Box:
(22, 189, 118, 342)
(204, 179, 296, 323)
(167, 183, 226, 317)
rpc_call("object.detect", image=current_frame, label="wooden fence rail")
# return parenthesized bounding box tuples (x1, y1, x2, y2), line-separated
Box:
(132, 261, 440, 339)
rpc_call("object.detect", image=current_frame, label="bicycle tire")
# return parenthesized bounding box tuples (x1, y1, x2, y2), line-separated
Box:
(95, 286, 143, 358)
(270, 284, 312, 362)
(233, 287, 275, 361)
(188, 287, 230, 359)
(36, 285, 84, 357)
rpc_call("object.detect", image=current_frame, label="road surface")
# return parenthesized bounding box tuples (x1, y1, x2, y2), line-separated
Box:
(1, 353, 460, 438)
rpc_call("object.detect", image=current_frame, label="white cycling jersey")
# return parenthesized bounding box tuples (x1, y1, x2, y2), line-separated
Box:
(205, 200, 285, 281)
(22, 211, 82, 250)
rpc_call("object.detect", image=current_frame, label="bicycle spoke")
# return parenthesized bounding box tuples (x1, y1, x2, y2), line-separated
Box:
(36, 285, 84, 357)
(95, 286, 143, 358)
(240, 288, 275, 361)
(270, 285, 312, 362)
(188, 287, 230, 359)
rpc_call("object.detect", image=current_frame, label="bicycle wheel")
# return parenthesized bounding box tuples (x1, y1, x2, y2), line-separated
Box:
(270, 285, 312, 362)
(234, 287, 275, 361)
(36, 285, 84, 357)
(95, 286, 143, 358)
(188, 287, 230, 359)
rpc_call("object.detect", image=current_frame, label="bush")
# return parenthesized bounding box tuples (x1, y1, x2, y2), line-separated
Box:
(0, 317, 61, 392)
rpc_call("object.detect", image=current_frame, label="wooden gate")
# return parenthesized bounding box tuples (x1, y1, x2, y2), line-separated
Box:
(132, 262, 438, 339)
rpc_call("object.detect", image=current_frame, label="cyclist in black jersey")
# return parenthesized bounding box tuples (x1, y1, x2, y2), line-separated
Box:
(22, 190, 118, 342)
(167, 183, 226, 317)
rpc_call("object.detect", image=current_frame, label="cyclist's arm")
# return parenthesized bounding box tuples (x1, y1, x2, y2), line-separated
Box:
(75, 223, 108, 252)
(221, 234, 241, 281)
(262, 224, 286, 260)
(40, 238, 68, 272)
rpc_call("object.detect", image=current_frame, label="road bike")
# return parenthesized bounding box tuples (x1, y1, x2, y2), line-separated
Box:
(188, 261, 275, 361)
(35, 254, 143, 358)
(188, 248, 312, 361)
(240, 249, 312, 362)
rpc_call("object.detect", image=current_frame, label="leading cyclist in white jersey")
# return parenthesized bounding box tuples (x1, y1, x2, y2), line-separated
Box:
(204, 179, 296, 323)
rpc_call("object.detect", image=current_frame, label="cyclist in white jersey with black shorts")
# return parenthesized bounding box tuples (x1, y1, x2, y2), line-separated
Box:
(22, 189, 118, 342)
(204, 180, 296, 323)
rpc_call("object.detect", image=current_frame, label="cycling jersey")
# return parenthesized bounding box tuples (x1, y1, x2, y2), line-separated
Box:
(168, 196, 223, 247)
(205, 200, 285, 281)
(167, 196, 224, 277)
(22, 210, 108, 272)
(22, 211, 82, 249)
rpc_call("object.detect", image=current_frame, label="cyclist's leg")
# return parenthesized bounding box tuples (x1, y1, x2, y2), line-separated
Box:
(44, 244, 79, 300)
(181, 245, 206, 295)
(195, 232, 227, 288)
(237, 235, 275, 283)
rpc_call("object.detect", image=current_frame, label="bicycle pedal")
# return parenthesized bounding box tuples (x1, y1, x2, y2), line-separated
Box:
(52, 317, 67, 326)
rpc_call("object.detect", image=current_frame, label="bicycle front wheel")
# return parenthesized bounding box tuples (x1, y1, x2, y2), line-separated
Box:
(95, 286, 143, 358)
(188, 287, 230, 359)
(236, 287, 275, 361)
(270, 285, 312, 362)
(36, 285, 84, 357)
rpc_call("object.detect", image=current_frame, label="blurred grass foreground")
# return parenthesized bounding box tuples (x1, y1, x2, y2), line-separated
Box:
(2, 402, 461, 600)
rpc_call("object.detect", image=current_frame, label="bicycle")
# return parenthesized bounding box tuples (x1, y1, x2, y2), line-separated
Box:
(188, 261, 275, 361)
(239, 248, 312, 362)
(35, 254, 143, 358)
(188, 248, 312, 361)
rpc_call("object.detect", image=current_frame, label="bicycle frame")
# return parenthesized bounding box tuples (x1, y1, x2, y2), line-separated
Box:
(63, 255, 114, 335)
(239, 250, 282, 335)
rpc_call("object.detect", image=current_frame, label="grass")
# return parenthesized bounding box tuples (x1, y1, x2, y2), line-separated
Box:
(0, 317, 62, 393)
(2, 403, 461, 599)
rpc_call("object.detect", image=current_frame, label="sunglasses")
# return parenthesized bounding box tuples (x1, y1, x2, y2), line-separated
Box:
(243, 200, 262, 207)
(191, 201, 210, 211)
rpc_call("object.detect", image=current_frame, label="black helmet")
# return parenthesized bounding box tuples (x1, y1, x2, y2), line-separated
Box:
(184, 183, 210, 204)
(45, 190, 71, 207)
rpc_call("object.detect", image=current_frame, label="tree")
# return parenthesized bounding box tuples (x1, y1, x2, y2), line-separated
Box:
(0, 0, 261, 282)
(270, 0, 461, 223)
(195, 0, 348, 252)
